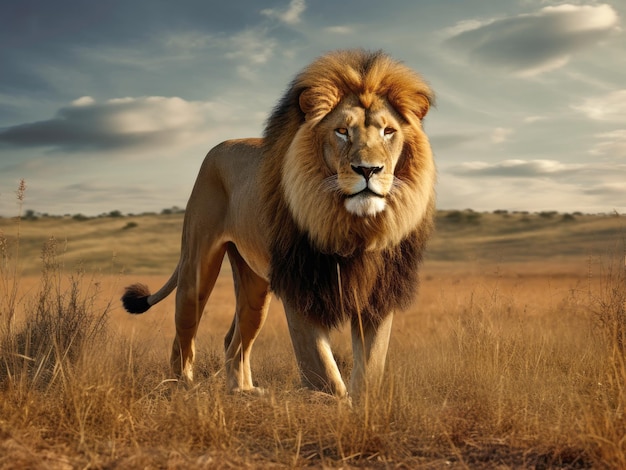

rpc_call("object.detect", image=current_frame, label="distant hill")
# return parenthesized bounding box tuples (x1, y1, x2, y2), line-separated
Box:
(1, 210, 624, 276)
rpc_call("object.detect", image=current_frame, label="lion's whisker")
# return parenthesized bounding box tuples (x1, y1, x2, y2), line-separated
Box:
(320, 175, 342, 194)
(391, 176, 408, 194)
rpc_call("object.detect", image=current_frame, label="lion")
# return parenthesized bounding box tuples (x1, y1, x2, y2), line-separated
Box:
(122, 49, 436, 399)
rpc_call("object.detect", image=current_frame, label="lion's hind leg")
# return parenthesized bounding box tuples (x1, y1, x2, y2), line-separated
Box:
(224, 244, 271, 395)
(171, 245, 227, 384)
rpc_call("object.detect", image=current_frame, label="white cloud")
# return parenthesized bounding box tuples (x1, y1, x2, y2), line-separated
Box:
(163, 31, 213, 52)
(225, 29, 277, 65)
(160, 27, 278, 80)
(0, 96, 239, 152)
(261, 0, 306, 25)
(444, 3, 620, 76)
(442, 19, 489, 37)
(523, 115, 547, 124)
(514, 55, 570, 78)
(541, 4, 618, 32)
(71, 96, 96, 107)
(324, 25, 354, 35)
(591, 129, 626, 157)
(491, 127, 513, 143)
(573, 89, 626, 121)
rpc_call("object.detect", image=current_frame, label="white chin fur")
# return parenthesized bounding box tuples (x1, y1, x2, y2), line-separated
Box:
(345, 196, 386, 217)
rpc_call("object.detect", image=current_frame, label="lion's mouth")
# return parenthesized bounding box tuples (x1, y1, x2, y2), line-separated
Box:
(345, 188, 385, 199)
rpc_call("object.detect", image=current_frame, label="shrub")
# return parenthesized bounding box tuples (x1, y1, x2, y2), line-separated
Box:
(539, 211, 558, 219)
(1, 237, 110, 388)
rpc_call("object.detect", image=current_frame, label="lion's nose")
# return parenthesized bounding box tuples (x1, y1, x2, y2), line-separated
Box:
(351, 165, 383, 181)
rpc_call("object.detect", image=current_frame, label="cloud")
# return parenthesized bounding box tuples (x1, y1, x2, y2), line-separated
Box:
(442, 160, 626, 212)
(323, 25, 354, 35)
(225, 29, 277, 66)
(491, 127, 513, 143)
(572, 89, 626, 121)
(584, 182, 626, 197)
(444, 4, 620, 76)
(523, 115, 547, 124)
(261, 0, 306, 25)
(430, 133, 477, 150)
(0, 96, 228, 152)
(590, 129, 626, 157)
(450, 159, 585, 178)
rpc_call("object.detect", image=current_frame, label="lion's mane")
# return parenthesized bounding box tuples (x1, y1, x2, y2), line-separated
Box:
(261, 49, 436, 329)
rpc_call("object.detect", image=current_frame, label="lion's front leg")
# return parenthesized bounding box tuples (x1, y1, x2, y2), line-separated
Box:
(284, 303, 348, 398)
(349, 312, 394, 400)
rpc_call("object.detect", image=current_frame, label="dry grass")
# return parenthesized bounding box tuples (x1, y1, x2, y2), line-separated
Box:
(2, 203, 626, 467)
(5, 263, 626, 469)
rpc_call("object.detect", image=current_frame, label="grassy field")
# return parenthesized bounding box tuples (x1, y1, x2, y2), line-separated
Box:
(1, 209, 626, 468)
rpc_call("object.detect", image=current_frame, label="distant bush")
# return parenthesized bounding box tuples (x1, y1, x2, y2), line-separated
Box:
(561, 213, 576, 222)
(161, 206, 185, 215)
(444, 210, 463, 222)
(122, 221, 138, 230)
(24, 209, 38, 220)
(108, 210, 123, 218)
(539, 211, 558, 219)
(443, 210, 481, 225)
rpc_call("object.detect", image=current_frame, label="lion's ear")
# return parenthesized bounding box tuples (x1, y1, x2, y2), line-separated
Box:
(389, 90, 433, 122)
(412, 94, 431, 120)
(299, 86, 341, 123)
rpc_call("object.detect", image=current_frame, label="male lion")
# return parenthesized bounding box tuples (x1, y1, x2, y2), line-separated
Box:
(122, 49, 436, 399)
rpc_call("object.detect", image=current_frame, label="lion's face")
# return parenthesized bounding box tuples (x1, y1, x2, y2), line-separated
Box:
(281, 90, 434, 255)
(318, 95, 405, 217)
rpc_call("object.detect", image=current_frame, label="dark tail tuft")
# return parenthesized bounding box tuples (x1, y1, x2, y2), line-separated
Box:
(121, 283, 152, 314)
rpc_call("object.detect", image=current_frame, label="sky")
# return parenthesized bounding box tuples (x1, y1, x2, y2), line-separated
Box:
(0, 0, 625, 216)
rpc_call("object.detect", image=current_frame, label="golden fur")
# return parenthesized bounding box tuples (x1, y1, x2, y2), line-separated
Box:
(122, 49, 436, 399)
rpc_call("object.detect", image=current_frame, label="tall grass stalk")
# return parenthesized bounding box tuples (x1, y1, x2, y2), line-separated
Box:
(583, 248, 626, 467)
(0, 179, 27, 335)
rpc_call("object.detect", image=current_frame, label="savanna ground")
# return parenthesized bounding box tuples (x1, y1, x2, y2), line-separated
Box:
(1, 198, 626, 468)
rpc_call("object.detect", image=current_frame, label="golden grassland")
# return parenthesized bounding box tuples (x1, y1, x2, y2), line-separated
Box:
(1, 209, 626, 468)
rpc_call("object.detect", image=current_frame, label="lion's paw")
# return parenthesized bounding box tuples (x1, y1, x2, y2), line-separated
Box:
(229, 386, 268, 397)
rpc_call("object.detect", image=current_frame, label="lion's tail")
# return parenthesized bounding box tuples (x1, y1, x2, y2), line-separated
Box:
(121, 266, 179, 314)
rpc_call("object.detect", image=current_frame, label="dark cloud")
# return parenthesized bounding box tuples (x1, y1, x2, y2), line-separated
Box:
(583, 182, 626, 197)
(1, 0, 264, 49)
(445, 4, 620, 76)
(0, 96, 217, 152)
(430, 133, 476, 150)
(449, 159, 585, 178)
(0, 0, 299, 98)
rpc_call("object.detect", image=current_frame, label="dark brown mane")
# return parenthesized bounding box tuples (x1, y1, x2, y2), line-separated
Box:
(268, 201, 434, 328)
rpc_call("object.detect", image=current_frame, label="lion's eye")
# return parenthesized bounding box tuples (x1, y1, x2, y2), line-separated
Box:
(383, 127, 396, 136)
(334, 128, 349, 141)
